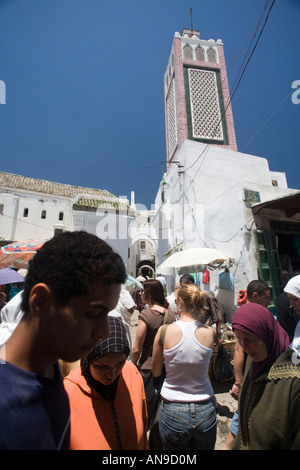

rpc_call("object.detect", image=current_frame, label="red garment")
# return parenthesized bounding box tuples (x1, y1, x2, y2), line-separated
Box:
(64, 362, 149, 450)
(237, 290, 247, 306)
(202, 269, 210, 283)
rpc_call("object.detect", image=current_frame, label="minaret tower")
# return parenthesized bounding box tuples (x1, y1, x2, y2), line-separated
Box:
(164, 28, 237, 163)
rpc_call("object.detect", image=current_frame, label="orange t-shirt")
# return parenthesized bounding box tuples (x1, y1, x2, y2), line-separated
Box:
(64, 362, 149, 450)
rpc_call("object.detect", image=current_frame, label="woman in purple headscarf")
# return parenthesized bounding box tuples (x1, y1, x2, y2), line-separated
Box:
(231, 303, 300, 450)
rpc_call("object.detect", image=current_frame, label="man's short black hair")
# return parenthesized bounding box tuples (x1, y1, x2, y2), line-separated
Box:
(247, 280, 270, 298)
(179, 274, 195, 285)
(21, 231, 126, 313)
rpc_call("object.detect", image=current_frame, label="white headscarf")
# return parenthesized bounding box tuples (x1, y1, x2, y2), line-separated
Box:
(284, 275, 300, 355)
(0, 291, 24, 347)
(284, 274, 300, 299)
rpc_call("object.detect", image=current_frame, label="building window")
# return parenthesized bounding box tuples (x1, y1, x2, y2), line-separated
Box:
(183, 43, 193, 60)
(207, 47, 216, 63)
(59, 211, 64, 221)
(140, 240, 146, 250)
(41, 210, 46, 219)
(23, 208, 29, 217)
(195, 45, 205, 61)
(0, 204, 4, 215)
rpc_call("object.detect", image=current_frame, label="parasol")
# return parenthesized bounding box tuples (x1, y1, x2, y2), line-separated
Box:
(0, 238, 49, 269)
(156, 247, 232, 275)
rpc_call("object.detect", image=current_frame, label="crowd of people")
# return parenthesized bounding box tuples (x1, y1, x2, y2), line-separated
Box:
(0, 231, 299, 450)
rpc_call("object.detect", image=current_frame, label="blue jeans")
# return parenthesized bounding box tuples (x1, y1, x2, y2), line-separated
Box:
(230, 409, 239, 435)
(159, 399, 217, 450)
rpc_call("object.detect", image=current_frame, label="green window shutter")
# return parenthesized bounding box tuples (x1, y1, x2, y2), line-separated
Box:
(255, 231, 284, 312)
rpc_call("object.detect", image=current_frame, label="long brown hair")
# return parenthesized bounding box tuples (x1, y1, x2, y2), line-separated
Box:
(142, 279, 168, 307)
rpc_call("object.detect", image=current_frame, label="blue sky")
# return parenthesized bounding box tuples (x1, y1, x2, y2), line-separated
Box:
(0, 0, 299, 209)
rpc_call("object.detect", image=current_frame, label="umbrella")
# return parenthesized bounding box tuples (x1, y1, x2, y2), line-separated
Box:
(0, 268, 25, 285)
(0, 238, 49, 269)
(156, 247, 232, 275)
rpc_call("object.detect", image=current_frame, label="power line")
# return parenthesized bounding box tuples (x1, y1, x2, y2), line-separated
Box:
(228, 0, 272, 96)
(0, 213, 55, 233)
(241, 89, 294, 150)
(226, 0, 272, 79)
(0, 162, 158, 170)
(229, 0, 276, 104)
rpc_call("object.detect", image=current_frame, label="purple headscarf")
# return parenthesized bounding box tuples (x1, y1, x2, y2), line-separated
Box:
(232, 303, 290, 379)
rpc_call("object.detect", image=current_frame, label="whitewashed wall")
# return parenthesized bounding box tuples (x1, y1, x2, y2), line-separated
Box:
(0, 190, 72, 241)
(152, 139, 296, 319)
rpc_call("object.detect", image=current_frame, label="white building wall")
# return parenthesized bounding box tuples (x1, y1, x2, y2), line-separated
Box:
(0, 177, 136, 273)
(127, 209, 157, 277)
(178, 140, 278, 202)
(0, 190, 72, 241)
(73, 209, 131, 269)
(153, 139, 297, 318)
(202, 182, 255, 319)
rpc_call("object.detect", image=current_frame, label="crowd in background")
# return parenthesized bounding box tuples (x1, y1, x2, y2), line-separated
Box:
(0, 232, 299, 450)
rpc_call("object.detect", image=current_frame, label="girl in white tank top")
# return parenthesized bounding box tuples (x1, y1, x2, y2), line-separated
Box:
(152, 283, 217, 450)
(161, 319, 213, 402)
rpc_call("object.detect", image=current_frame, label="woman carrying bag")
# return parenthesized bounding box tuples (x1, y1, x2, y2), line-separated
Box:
(132, 279, 175, 381)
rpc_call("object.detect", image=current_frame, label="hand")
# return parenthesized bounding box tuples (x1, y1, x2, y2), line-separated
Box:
(229, 383, 240, 401)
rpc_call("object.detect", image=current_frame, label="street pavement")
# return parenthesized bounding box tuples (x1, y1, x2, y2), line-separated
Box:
(129, 310, 237, 450)
(212, 378, 237, 449)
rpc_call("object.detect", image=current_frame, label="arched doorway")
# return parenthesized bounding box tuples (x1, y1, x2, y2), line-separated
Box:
(129, 231, 157, 280)
(136, 260, 155, 279)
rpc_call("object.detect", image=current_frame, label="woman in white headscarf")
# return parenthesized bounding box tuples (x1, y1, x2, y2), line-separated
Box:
(284, 274, 300, 355)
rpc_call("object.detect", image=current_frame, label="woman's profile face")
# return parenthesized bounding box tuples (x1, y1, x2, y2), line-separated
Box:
(90, 352, 126, 386)
(141, 287, 150, 304)
(287, 293, 300, 315)
(234, 329, 268, 363)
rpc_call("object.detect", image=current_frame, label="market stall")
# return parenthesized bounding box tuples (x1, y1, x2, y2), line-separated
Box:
(209, 323, 236, 381)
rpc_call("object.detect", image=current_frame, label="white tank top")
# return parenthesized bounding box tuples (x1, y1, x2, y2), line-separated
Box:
(160, 320, 213, 402)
